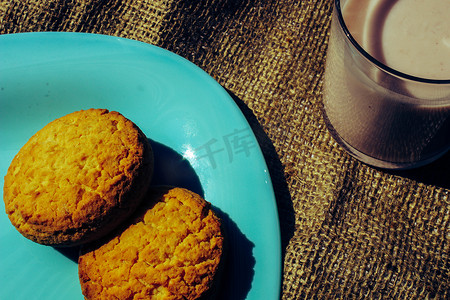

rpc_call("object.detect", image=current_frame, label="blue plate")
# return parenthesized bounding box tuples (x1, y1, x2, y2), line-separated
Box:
(0, 32, 281, 299)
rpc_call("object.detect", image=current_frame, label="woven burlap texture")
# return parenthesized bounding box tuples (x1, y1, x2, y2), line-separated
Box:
(1, 0, 449, 299)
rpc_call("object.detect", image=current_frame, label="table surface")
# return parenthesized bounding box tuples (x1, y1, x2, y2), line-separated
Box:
(1, 0, 449, 299)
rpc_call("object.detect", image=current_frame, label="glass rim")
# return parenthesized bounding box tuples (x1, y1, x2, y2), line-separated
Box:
(335, 0, 450, 85)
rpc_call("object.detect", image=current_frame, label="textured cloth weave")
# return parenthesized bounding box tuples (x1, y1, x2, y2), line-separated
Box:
(1, 0, 449, 299)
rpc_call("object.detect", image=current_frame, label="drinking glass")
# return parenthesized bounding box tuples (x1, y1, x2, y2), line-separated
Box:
(322, 0, 450, 169)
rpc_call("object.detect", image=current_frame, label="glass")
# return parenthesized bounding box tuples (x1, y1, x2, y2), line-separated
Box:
(322, 0, 450, 169)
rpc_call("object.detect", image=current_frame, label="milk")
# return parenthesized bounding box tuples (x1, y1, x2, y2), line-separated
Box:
(322, 0, 450, 168)
(347, 0, 450, 80)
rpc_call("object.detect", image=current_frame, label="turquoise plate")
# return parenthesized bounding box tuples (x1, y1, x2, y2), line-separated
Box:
(0, 32, 281, 299)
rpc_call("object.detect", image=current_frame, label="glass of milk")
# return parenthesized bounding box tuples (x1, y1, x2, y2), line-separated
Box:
(322, 0, 450, 169)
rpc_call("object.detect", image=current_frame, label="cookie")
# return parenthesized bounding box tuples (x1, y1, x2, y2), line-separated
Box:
(78, 187, 224, 300)
(3, 109, 153, 246)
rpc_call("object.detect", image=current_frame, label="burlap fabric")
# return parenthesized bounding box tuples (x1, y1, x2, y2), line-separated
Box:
(1, 0, 449, 299)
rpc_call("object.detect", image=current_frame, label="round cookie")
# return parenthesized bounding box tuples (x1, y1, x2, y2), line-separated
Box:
(3, 109, 154, 246)
(78, 187, 224, 300)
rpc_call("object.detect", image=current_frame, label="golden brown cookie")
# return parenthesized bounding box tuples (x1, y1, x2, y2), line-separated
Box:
(78, 187, 224, 300)
(3, 109, 153, 246)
